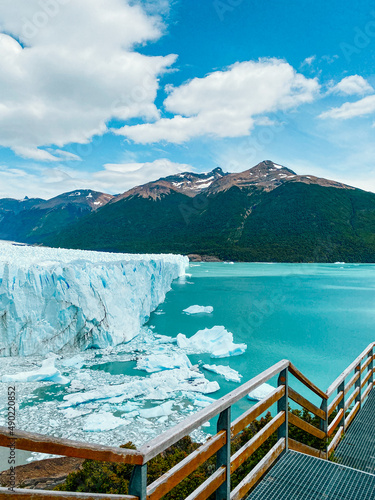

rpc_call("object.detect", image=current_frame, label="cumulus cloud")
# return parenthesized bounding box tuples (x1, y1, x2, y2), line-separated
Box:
(0, 0, 176, 160)
(330, 75, 373, 96)
(0, 159, 193, 199)
(115, 58, 320, 144)
(320, 95, 375, 120)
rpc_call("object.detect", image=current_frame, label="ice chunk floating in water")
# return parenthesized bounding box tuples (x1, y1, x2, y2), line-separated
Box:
(136, 353, 192, 373)
(177, 326, 247, 358)
(0, 243, 188, 356)
(183, 305, 214, 314)
(248, 383, 275, 401)
(83, 412, 127, 432)
(2, 357, 69, 384)
(202, 364, 242, 383)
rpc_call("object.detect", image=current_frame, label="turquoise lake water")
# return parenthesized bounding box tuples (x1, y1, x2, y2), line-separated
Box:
(147, 263, 375, 407)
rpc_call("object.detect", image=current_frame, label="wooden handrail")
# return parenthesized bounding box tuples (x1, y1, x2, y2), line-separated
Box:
(326, 342, 375, 397)
(231, 386, 285, 437)
(288, 387, 326, 419)
(230, 412, 285, 473)
(289, 363, 328, 400)
(146, 431, 226, 500)
(0, 427, 143, 465)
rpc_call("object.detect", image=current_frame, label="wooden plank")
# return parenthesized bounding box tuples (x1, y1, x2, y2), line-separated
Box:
(288, 438, 326, 459)
(184, 467, 226, 500)
(345, 387, 360, 412)
(327, 391, 343, 417)
(326, 343, 374, 397)
(288, 412, 325, 440)
(288, 363, 327, 400)
(0, 427, 143, 465)
(139, 359, 289, 462)
(146, 430, 226, 500)
(361, 355, 372, 373)
(230, 411, 285, 473)
(231, 386, 285, 437)
(327, 426, 344, 456)
(344, 401, 360, 429)
(327, 408, 344, 437)
(288, 387, 326, 419)
(361, 369, 372, 389)
(344, 371, 360, 396)
(361, 382, 373, 404)
(0, 488, 137, 499)
(230, 438, 285, 500)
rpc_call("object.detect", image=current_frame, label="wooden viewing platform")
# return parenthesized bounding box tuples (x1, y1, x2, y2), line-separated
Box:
(1, 342, 374, 500)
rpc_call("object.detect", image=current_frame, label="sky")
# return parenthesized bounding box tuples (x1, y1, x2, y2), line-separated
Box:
(0, 0, 375, 199)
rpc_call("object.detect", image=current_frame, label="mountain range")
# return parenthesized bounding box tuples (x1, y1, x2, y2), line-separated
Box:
(3, 160, 375, 262)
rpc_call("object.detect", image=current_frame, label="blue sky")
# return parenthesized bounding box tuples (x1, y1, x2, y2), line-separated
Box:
(0, 0, 375, 198)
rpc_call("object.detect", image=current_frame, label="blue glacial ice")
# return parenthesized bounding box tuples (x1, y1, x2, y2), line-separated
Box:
(136, 353, 192, 373)
(248, 383, 275, 401)
(0, 243, 188, 356)
(177, 326, 247, 358)
(1, 356, 69, 384)
(183, 305, 214, 314)
(202, 364, 242, 383)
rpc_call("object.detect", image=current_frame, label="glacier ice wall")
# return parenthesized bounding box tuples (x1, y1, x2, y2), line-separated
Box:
(0, 243, 188, 356)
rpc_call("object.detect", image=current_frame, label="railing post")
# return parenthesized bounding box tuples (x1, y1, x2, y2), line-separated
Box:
(216, 406, 231, 500)
(129, 464, 147, 500)
(338, 380, 345, 432)
(277, 368, 288, 452)
(320, 399, 328, 459)
(369, 347, 374, 388)
(355, 362, 361, 409)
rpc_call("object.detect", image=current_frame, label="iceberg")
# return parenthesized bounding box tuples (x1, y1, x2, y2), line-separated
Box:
(183, 305, 214, 314)
(0, 243, 188, 356)
(1, 357, 69, 384)
(248, 383, 275, 401)
(202, 364, 242, 383)
(83, 412, 127, 432)
(139, 401, 174, 418)
(136, 353, 192, 373)
(177, 326, 247, 358)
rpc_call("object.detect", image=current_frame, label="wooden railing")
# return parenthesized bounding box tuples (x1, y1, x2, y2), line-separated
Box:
(1, 343, 374, 500)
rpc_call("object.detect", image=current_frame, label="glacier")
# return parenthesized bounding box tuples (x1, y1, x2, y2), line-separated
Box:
(0, 243, 188, 356)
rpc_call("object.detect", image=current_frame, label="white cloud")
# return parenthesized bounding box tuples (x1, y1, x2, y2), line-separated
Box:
(320, 95, 375, 120)
(115, 58, 320, 144)
(301, 55, 316, 66)
(0, 1, 176, 160)
(330, 75, 373, 96)
(0, 159, 193, 199)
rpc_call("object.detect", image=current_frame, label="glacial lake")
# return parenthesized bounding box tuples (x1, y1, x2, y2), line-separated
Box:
(148, 262, 375, 399)
(1, 262, 375, 471)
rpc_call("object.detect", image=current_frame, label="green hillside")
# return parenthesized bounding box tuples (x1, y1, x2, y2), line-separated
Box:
(46, 182, 375, 262)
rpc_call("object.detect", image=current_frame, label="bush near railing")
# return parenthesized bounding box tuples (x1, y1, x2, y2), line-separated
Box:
(56, 407, 338, 499)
